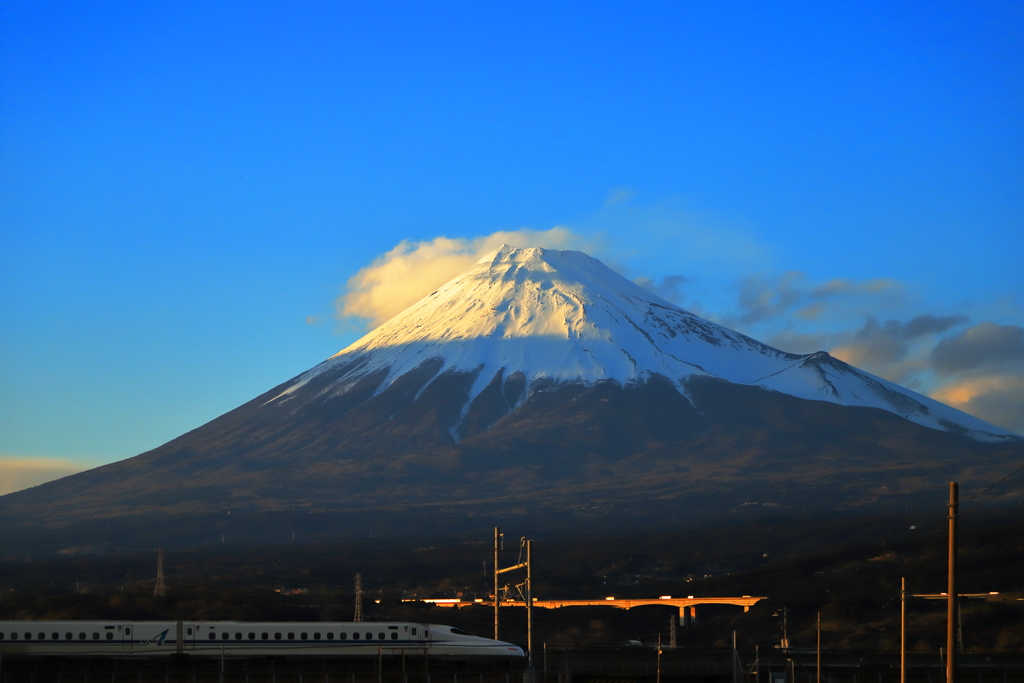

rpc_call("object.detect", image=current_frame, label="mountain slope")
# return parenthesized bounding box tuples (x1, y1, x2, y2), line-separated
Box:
(1, 246, 1019, 539)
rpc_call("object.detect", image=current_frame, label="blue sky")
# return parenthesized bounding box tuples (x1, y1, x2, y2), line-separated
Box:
(2, 1, 1022, 492)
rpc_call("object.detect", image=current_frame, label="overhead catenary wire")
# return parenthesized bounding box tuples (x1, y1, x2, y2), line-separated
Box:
(959, 457, 1024, 504)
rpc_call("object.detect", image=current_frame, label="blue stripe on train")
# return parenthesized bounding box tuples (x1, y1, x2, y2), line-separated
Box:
(3, 640, 427, 646)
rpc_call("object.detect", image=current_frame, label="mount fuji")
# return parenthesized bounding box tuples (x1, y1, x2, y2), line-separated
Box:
(3, 247, 1020, 541)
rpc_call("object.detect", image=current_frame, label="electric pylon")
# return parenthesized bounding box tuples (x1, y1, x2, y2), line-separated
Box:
(154, 548, 166, 597)
(354, 573, 363, 622)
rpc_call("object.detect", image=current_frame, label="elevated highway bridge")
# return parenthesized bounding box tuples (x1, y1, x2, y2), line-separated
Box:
(502, 595, 765, 612)
(406, 595, 766, 620)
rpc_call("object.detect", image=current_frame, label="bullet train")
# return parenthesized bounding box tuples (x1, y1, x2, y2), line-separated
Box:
(0, 621, 524, 660)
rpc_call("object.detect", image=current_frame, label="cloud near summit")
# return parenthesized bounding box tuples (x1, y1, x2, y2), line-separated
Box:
(337, 228, 592, 328)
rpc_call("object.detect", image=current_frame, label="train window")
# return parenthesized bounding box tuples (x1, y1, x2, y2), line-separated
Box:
(209, 634, 216, 641)
(300, 633, 307, 640)
(377, 633, 384, 640)
(352, 633, 359, 640)
(106, 633, 113, 640)
(262, 633, 268, 640)
(411, 628, 417, 636)
(65, 633, 72, 640)
(340, 633, 347, 640)
(93, 633, 100, 640)
(248, 633, 255, 640)
(313, 632, 320, 640)
(79, 633, 85, 640)
(0, 634, 4, 641)
(125, 628, 131, 636)
(38, 633, 45, 640)
(9, 633, 15, 640)
(450, 628, 470, 635)
(391, 633, 398, 640)
(52, 633, 59, 640)
(222, 633, 229, 641)
(327, 633, 334, 640)
(287, 633, 295, 640)
(274, 633, 281, 640)
(25, 633, 32, 640)
(235, 633, 242, 641)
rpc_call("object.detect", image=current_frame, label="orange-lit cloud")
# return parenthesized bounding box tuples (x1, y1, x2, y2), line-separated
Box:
(932, 377, 998, 405)
(0, 456, 87, 496)
(931, 375, 1024, 435)
(337, 228, 593, 328)
(828, 345, 862, 366)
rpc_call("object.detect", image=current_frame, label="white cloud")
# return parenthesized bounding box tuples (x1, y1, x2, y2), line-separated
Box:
(336, 227, 593, 328)
(0, 456, 88, 496)
(585, 200, 774, 276)
(605, 186, 634, 206)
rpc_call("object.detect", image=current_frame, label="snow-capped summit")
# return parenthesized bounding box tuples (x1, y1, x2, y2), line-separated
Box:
(274, 246, 1014, 441)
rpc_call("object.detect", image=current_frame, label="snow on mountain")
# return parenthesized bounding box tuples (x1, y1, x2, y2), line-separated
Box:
(271, 246, 1017, 441)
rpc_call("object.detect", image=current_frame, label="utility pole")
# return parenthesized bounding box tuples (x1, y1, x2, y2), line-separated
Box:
(946, 482, 958, 683)
(817, 613, 821, 683)
(669, 614, 677, 649)
(901, 578, 906, 683)
(657, 633, 662, 683)
(733, 630, 740, 683)
(527, 539, 534, 670)
(493, 527, 501, 640)
(154, 548, 166, 598)
(356, 573, 364, 626)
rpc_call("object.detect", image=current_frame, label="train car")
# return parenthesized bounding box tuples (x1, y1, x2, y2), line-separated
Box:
(0, 621, 524, 660)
